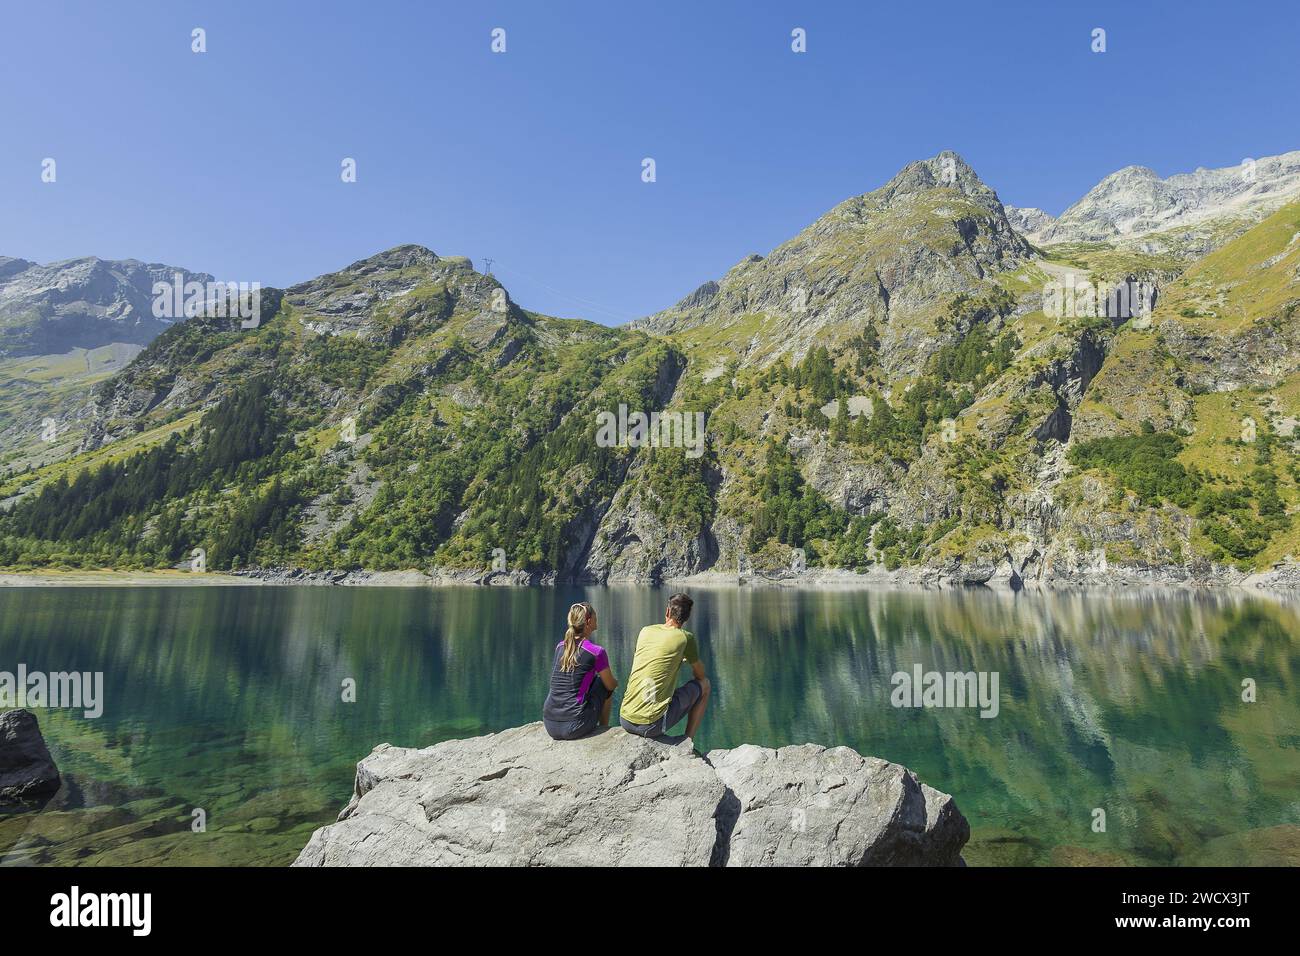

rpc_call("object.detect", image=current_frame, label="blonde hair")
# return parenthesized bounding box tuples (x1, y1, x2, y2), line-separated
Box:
(560, 602, 594, 672)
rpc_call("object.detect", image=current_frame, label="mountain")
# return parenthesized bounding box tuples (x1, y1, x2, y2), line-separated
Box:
(1, 152, 1298, 587)
(1003, 206, 1056, 243)
(635, 151, 1032, 373)
(0, 256, 212, 358)
(0, 256, 214, 472)
(1011, 151, 1300, 260)
(1, 244, 693, 576)
(0, 343, 144, 470)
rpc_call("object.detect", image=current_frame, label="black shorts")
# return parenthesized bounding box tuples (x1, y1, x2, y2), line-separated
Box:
(543, 678, 611, 741)
(619, 679, 704, 738)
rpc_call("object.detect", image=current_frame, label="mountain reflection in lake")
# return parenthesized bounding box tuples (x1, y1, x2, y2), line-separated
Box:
(0, 585, 1296, 866)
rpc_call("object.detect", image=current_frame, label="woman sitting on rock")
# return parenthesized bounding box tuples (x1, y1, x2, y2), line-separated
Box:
(542, 601, 618, 740)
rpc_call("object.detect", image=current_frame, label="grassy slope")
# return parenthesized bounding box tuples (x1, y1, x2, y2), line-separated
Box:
(1063, 200, 1300, 568)
(0, 344, 143, 470)
(5, 195, 1299, 577)
(0, 254, 691, 573)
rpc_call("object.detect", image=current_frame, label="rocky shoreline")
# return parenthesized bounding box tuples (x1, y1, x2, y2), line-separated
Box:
(4, 561, 1299, 592)
(293, 723, 970, 867)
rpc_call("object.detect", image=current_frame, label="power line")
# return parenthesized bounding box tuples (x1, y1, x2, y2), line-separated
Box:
(489, 262, 638, 325)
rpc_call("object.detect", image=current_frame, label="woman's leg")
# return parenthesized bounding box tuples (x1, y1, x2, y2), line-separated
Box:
(590, 680, 613, 728)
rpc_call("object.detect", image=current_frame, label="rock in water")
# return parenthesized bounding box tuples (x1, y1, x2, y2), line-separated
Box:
(707, 743, 969, 866)
(294, 723, 968, 867)
(0, 709, 61, 805)
(295, 723, 724, 866)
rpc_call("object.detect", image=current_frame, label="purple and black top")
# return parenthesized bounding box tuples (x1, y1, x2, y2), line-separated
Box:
(542, 639, 610, 724)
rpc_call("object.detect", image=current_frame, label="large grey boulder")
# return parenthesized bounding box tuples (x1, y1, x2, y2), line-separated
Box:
(707, 743, 969, 866)
(294, 723, 725, 866)
(294, 723, 968, 867)
(0, 709, 61, 805)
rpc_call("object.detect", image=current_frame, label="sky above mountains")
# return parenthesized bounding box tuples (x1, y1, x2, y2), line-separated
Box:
(2, 0, 1297, 324)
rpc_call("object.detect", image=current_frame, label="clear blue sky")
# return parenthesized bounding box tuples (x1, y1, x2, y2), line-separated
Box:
(2, 0, 1297, 324)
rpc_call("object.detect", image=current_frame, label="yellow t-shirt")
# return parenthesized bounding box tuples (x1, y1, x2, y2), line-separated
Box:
(619, 624, 700, 725)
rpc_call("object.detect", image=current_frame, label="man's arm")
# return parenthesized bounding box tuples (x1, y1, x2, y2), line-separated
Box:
(690, 659, 707, 682)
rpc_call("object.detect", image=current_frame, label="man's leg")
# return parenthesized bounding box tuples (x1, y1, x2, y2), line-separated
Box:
(684, 676, 711, 739)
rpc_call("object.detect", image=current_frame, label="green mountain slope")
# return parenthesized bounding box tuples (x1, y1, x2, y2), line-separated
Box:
(0, 256, 213, 473)
(0, 246, 700, 576)
(2, 159, 1297, 587)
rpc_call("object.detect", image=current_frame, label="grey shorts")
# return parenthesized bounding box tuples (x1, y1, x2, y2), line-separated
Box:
(544, 679, 611, 741)
(620, 679, 704, 737)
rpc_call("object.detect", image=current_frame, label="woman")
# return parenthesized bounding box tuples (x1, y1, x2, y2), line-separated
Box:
(542, 601, 618, 740)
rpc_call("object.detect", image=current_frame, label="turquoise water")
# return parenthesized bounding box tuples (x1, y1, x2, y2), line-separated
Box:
(1, 585, 1297, 866)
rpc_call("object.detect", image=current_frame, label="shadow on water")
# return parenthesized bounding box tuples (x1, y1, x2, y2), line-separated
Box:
(0, 584, 1297, 865)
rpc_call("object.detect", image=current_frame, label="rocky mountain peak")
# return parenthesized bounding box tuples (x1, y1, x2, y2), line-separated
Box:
(0, 255, 213, 357)
(1108, 164, 1160, 182)
(1003, 206, 1057, 241)
(288, 245, 491, 295)
(1042, 150, 1300, 244)
(875, 150, 1002, 212)
(0, 257, 35, 281)
(335, 243, 443, 276)
(281, 244, 511, 342)
(635, 151, 1031, 367)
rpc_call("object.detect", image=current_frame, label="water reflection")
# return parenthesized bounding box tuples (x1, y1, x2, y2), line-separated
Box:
(0, 585, 1296, 866)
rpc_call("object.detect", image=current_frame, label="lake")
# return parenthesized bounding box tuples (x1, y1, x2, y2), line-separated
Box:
(1, 584, 1297, 866)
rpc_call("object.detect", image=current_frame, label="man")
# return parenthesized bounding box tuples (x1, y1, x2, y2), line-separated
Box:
(619, 592, 711, 739)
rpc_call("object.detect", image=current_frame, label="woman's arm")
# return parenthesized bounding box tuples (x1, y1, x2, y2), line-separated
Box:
(593, 647, 617, 691)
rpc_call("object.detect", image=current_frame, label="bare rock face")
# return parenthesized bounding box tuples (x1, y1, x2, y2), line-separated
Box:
(708, 743, 969, 866)
(632, 151, 1033, 370)
(1041, 151, 1300, 246)
(0, 709, 61, 805)
(0, 256, 213, 357)
(584, 454, 718, 584)
(1003, 205, 1057, 243)
(293, 723, 968, 867)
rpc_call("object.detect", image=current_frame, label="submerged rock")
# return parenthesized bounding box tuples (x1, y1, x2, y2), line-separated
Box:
(0, 709, 61, 805)
(294, 723, 968, 867)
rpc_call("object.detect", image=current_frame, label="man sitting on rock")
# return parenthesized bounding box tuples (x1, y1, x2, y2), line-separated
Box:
(619, 592, 711, 740)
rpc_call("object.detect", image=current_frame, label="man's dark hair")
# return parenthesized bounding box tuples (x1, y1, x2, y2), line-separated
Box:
(666, 593, 694, 625)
